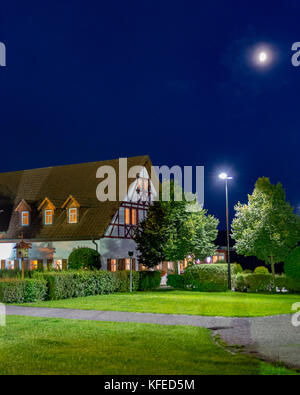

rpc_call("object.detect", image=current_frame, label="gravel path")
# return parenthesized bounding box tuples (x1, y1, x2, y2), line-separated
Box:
(5, 305, 300, 370)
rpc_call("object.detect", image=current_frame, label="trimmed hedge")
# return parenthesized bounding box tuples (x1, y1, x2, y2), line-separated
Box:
(275, 275, 300, 293)
(114, 271, 140, 292)
(235, 274, 300, 293)
(0, 269, 32, 279)
(183, 264, 237, 292)
(254, 266, 269, 274)
(33, 271, 116, 300)
(234, 274, 274, 293)
(167, 274, 184, 289)
(33, 270, 161, 300)
(138, 271, 161, 291)
(0, 279, 47, 303)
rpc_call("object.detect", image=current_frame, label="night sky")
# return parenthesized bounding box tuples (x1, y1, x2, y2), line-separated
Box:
(1, 0, 300, 229)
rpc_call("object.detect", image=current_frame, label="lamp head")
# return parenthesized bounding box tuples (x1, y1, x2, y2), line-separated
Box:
(219, 172, 228, 180)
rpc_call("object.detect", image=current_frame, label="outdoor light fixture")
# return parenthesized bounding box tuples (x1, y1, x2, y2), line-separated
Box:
(219, 172, 233, 290)
(219, 173, 233, 180)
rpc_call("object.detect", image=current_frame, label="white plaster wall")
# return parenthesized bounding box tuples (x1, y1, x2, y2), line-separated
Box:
(98, 238, 138, 270)
(0, 243, 15, 259)
(0, 238, 139, 270)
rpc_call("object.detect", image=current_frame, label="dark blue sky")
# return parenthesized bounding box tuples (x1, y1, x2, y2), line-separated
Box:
(1, 0, 300, 228)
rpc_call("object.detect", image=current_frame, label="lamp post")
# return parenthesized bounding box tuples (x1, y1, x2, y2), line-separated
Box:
(218, 172, 233, 290)
(128, 251, 134, 292)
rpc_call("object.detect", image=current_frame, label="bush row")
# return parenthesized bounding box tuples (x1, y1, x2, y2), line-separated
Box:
(167, 264, 238, 292)
(167, 264, 300, 293)
(235, 274, 300, 293)
(32, 270, 161, 300)
(0, 270, 162, 303)
(0, 279, 47, 303)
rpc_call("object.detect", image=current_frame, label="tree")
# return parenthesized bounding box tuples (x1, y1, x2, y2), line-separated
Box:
(134, 181, 219, 269)
(133, 201, 168, 268)
(68, 247, 102, 270)
(284, 247, 300, 281)
(185, 205, 219, 261)
(232, 177, 300, 288)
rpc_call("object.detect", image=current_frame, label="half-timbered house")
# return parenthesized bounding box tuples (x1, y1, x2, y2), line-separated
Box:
(0, 155, 156, 271)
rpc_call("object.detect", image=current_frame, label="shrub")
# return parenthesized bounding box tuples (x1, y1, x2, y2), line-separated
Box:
(234, 274, 248, 292)
(254, 266, 269, 275)
(68, 247, 101, 270)
(235, 264, 243, 274)
(243, 269, 252, 274)
(284, 247, 300, 281)
(167, 274, 184, 289)
(234, 274, 274, 293)
(138, 271, 161, 291)
(114, 271, 140, 292)
(0, 279, 47, 303)
(0, 269, 32, 278)
(275, 275, 300, 293)
(24, 279, 47, 302)
(183, 264, 236, 292)
(33, 270, 139, 300)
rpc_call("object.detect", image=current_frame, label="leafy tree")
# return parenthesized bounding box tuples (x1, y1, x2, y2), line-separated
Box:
(134, 181, 219, 269)
(133, 201, 168, 268)
(284, 247, 300, 281)
(68, 247, 101, 270)
(232, 177, 300, 288)
(185, 203, 219, 261)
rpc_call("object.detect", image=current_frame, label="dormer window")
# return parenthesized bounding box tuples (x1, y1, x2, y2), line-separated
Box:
(68, 208, 78, 224)
(22, 211, 29, 226)
(15, 199, 32, 227)
(44, 210, 53, 225)
(38, 198, 56, 226)
(61, 195, 80, 224)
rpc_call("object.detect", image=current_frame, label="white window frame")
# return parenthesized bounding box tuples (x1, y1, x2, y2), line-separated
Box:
(44, 209, 53, 225)
(68, 208, 78, 224)
(22, 211, 29, 226)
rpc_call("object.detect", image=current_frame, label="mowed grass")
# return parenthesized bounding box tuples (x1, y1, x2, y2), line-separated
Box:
(0, 315, 297, 375)
(20, 290, 300, 317)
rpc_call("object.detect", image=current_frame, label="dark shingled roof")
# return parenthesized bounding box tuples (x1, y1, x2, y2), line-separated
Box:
(0, 155, 152, 242)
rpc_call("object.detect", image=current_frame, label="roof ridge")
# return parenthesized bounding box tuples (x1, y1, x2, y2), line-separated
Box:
(0, 155, 150, 176)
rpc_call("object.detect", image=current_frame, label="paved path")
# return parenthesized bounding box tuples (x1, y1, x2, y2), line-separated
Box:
(6, 306, 300, 370)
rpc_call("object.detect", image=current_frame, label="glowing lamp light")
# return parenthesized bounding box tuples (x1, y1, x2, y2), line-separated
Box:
(219, 172, 228, 180)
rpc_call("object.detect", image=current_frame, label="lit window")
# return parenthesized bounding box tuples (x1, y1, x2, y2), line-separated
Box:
(44, 210, 53, 225)
(22, 211, 29, 226)
(68, 208, 78, 223)
(111, 259, 117, 272)
(125, 208, 130, 225)
(55, 260, 62, 270)
(125, 258, 131, 270)
(167, 262, 174, 270)
(131, 209, 137, 225)
(30, 260, 38, 270)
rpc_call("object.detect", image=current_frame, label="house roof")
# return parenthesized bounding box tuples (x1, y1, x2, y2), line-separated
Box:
(0, 155, 152, 242)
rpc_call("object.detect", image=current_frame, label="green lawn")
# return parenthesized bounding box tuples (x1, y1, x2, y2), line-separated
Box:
(20, 290, 300, 317)
(0, 315, 297, 375)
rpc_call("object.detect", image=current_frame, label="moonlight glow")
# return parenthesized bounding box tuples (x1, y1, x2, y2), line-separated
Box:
(258, 51, 267, 63)
(251, 45, 275, 67)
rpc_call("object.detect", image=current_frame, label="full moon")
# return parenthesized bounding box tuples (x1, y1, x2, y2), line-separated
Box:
(258, 51, 267, 62)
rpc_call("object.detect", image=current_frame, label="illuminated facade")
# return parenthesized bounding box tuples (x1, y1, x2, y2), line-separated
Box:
(0, 156, 155, 271)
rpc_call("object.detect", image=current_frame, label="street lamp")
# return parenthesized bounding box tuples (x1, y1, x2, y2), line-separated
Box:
(218, 172, 233, 290)
(128, 251, 134, 292)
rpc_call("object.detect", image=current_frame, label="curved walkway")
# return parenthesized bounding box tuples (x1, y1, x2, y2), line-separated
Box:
(6, 305, 300, 370)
